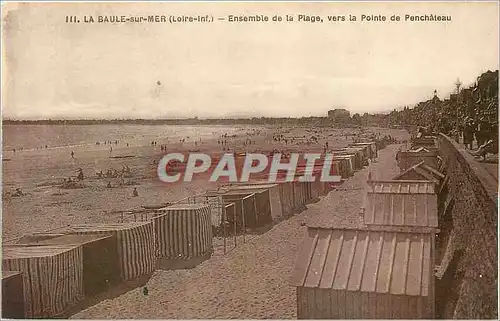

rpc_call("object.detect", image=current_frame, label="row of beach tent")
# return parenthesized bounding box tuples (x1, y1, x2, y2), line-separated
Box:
(1, 140, 384, 319)
(291, 135, 449, 319)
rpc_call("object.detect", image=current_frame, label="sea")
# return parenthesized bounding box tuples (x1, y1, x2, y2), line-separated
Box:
(2, 124, 244, 152)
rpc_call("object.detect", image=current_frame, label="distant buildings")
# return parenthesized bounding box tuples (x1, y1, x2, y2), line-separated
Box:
(327, 108, 351, 123)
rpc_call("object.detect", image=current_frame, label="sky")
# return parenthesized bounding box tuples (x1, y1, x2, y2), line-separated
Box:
(2, 2, 499, 119)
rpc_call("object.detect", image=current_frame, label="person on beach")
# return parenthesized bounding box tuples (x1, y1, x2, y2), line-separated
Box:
(13, 188, 23, 197)
(132, 187, 139, 197)
(76, 168, 84, 181)
(469, 139, 497, 160)
(71, 151, 75, 158)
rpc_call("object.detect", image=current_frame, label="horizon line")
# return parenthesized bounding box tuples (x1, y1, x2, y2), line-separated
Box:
(2, 114, 394, 122)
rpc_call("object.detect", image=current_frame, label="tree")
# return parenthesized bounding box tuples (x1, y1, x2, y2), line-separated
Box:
(351, 113, 362, 125)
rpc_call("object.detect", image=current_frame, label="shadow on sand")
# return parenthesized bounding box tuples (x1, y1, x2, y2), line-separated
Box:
(62, 274, 153, 318)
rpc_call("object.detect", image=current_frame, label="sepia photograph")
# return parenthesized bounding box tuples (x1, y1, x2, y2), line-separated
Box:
(1, 1, 499, 319)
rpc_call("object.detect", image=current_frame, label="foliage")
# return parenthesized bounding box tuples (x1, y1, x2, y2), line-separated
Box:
(386, 70, 498, 137)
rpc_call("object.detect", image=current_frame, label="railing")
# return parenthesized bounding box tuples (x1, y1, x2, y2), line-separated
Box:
(219, 192, 259, 255)
(116, 188, 261, 255)
(118, 191, 220, 223)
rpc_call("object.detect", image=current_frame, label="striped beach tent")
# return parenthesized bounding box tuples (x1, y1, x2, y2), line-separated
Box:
(2, 271, 25, 319)
(227, 183, 283, 221)
(332, 155, 354, 178)
(332, 148, 365, 169)
(279, 182, 295, 217)
(154, 204, 213, 262)
(15, 234, 120, 296)
(350, 141, 378, 158)
(3, 245, 84, 318)
(349, 142, 377, 159)
(57, 222, 156, 281)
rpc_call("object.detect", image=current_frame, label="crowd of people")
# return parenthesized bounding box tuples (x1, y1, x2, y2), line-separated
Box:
(96, 165, 132, 179)
(388, 70, 498, 152)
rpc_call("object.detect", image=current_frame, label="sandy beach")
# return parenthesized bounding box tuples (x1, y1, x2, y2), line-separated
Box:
(2, 124, 408, 241)
(2, 124, 409, 319)
(63, 129, 408, 319)
(2, 2, 497, 317)
(2, 124, 246, 240)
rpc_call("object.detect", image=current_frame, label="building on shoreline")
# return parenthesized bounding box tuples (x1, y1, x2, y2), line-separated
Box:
(328, 109, 351, 123)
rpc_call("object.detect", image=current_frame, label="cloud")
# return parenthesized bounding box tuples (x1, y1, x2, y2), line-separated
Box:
(2, 2, 498, 119)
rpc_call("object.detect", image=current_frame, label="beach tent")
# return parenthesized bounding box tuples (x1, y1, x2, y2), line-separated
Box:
(349, 142, 376, 160)
(342, 146, 369, 166)
(273, 180, 314, 215)
(293, 181, 310, 208)
(278, 181, 296, 218)
(228, 180, 318, 219)
(362, 180, 438, 228)
(299, 181, 313, 205)
(290, 225, 435, 319)
(332, 155, 354, 178)
(396, 149, 439, 172)
(3, 245, 84, 318)
(293, 168, 331, 200)
(15, 234, 120, 295)
(56, 222, 156, 281)
(153, 204, 213, 269)
(392, 161, 444, 185)
(218, 189, 273, 230)
(350, 142, 378, 159)
(297, 168, 330, 200)
(2, 271, 25, 318)
(411, 136, 437, 151)
(303, 160, 341, 182)
(228, 184, 283, 221)
(310, 179, 330, 198)
(332, 148, 365, 169)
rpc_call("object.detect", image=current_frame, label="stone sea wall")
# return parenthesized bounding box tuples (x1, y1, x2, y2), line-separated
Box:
(437, 134, 497, 319)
